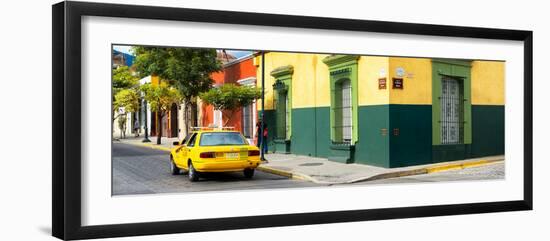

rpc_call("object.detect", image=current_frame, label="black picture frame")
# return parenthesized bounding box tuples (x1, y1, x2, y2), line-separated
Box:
(52, 1, 533, 240)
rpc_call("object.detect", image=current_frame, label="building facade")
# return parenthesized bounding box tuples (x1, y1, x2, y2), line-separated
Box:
(112, 49, 138, 139)
(256, 52, 504, 168)
(200, 54, 258, 143)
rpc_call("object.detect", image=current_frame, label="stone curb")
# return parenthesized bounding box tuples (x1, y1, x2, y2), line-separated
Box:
(260, 158, 505, 185)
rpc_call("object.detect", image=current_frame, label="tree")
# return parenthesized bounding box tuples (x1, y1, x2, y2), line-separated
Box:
(200, 84, 262, 126)
(113, 89, 140, 139)
(140, 82, 182, 144)
(132, 47, 221, 135)
(112, 66, 139, 95)
(112, 66, 139, 139)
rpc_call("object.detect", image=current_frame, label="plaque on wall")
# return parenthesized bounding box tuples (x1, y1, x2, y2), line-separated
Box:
(393, 78, 403, 89)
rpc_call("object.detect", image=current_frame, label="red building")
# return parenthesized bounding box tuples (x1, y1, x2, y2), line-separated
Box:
(201, 53, 258, 143)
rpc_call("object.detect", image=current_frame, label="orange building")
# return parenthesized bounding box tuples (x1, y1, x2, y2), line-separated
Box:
(201, 54, 258, 142)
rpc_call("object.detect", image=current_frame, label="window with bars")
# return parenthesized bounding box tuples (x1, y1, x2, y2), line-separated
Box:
(332, 78, 353, 144)
(241, 104, 254, 138)
(275, 90, 288, 139)
(440, 76, 464, 144)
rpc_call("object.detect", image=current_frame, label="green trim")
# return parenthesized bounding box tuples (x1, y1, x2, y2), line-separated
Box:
(322, 55, 360, 66)
(330, 144, 355, 150)
(323, 55, 359, 144)
(270, 65, 294, 77)
(432, 60, 472, 145)
(271, 65, 293, 140)
(328, 144, 355, 164)
(432, 59, 472, 67)
(273, 139, 291, 154)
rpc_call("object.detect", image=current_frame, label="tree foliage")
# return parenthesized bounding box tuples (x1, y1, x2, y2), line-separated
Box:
(112, 66, 139, 95)
(132, 47, 221, 101)
(140, 82, 181, 114)
(200, 84, 262, 125)
(113, 89, 140, 139)
(132, 46, 222, 135)
(140, 82, 182, 144)
(113, 89, 140, 117)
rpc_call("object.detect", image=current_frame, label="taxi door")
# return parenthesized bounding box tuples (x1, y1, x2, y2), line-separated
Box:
(176, 133, 197, 169)
(175, 133, 196, 167)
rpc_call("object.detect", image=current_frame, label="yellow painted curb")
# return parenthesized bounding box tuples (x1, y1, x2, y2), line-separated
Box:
(256, 166, 312, 182)
(426, 159, 500, 174)
(120, 141, 172, 152)
(256, 166, 292, 178)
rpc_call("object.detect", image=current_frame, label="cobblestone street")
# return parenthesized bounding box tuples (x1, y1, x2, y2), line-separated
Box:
(357, 162, 504, 184)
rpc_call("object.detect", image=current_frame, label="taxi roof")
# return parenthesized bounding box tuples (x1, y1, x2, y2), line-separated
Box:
(190, 127, 239, 133)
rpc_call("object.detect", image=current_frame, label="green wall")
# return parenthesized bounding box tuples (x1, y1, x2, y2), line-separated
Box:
(291, 108, 318, 156)
(315, 107, 331, 158)
(262, 110, 277, 152)
(269, 107, 331, 157)
(355, 105, 390, 167)
(471, 105, 505, 157)
(264, 104, 504, 168)
(291, 107, 332, 157)
(389, 105, 433, 167)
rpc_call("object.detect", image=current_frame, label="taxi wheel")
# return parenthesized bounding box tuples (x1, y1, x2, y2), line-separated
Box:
(170, 156, 180, 175)
(243, 168, 255, 179)
(188, 161, 199, 182)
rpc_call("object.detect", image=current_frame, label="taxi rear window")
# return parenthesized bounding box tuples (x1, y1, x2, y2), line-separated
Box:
(199, 132, 246, 146)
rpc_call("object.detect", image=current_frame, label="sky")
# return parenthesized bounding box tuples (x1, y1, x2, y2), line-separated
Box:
(113, 45, 253, 58)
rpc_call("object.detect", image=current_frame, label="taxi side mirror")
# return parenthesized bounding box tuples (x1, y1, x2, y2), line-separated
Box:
(172, 141, 180, 146)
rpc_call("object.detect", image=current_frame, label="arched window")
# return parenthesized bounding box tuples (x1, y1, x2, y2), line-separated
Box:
(274, 86, 289, 139)
(333, 78, 353, 144)
(323, 55, 359, 147)
(270, 65, 293, 141)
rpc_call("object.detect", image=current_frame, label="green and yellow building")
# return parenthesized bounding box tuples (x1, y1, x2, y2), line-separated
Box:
(255, 52, 504, 168)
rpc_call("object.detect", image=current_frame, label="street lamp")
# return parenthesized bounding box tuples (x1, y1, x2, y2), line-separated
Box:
(142, 95, 151, 143)
(260, 51, 265, 161)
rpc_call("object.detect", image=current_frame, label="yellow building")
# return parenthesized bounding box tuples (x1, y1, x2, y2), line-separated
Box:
(255, 52, 504, 167)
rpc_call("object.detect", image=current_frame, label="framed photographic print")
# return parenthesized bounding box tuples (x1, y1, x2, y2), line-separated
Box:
(52, 1, 533, 240)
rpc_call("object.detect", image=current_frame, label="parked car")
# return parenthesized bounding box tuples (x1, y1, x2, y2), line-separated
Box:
(170, 128, 261, 181)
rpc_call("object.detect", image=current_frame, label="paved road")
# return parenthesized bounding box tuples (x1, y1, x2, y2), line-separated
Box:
(113, 142, 504, 195)
(112, 143, 320, 195)
(357, 162, 505, 185)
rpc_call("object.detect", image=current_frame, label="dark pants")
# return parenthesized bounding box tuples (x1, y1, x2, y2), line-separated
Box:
(262, 136, 268, 154)
(258, 135, 268, 154)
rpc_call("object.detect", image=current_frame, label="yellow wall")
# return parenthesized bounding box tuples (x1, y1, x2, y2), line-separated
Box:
(358, 56, 389, 106)
(471, 61, 505, 105)
(388, 57, 432, 105)
(255, 54, 504, 108)
(255, 52, 331, 110)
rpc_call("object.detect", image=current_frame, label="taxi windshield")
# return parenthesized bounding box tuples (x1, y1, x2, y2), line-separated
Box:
(199, 132, 247, 146)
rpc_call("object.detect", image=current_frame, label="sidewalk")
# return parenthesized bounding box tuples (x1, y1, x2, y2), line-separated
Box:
(116, 137, 504, 185)
(257, 153, 504, 185)
(115, 136, 179, 152)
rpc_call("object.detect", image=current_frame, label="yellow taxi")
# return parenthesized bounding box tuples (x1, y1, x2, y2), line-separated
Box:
(170, 127, 261, 182)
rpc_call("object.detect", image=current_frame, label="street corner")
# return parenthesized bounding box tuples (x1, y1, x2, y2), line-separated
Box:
(256, 154, 505, 186)
(256, 165, 317, 183)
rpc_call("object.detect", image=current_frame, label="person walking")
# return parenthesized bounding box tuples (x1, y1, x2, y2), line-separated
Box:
(256, 121, 262, 149)
(261, 122, 268, 161)
(134, 118, 140, 137)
